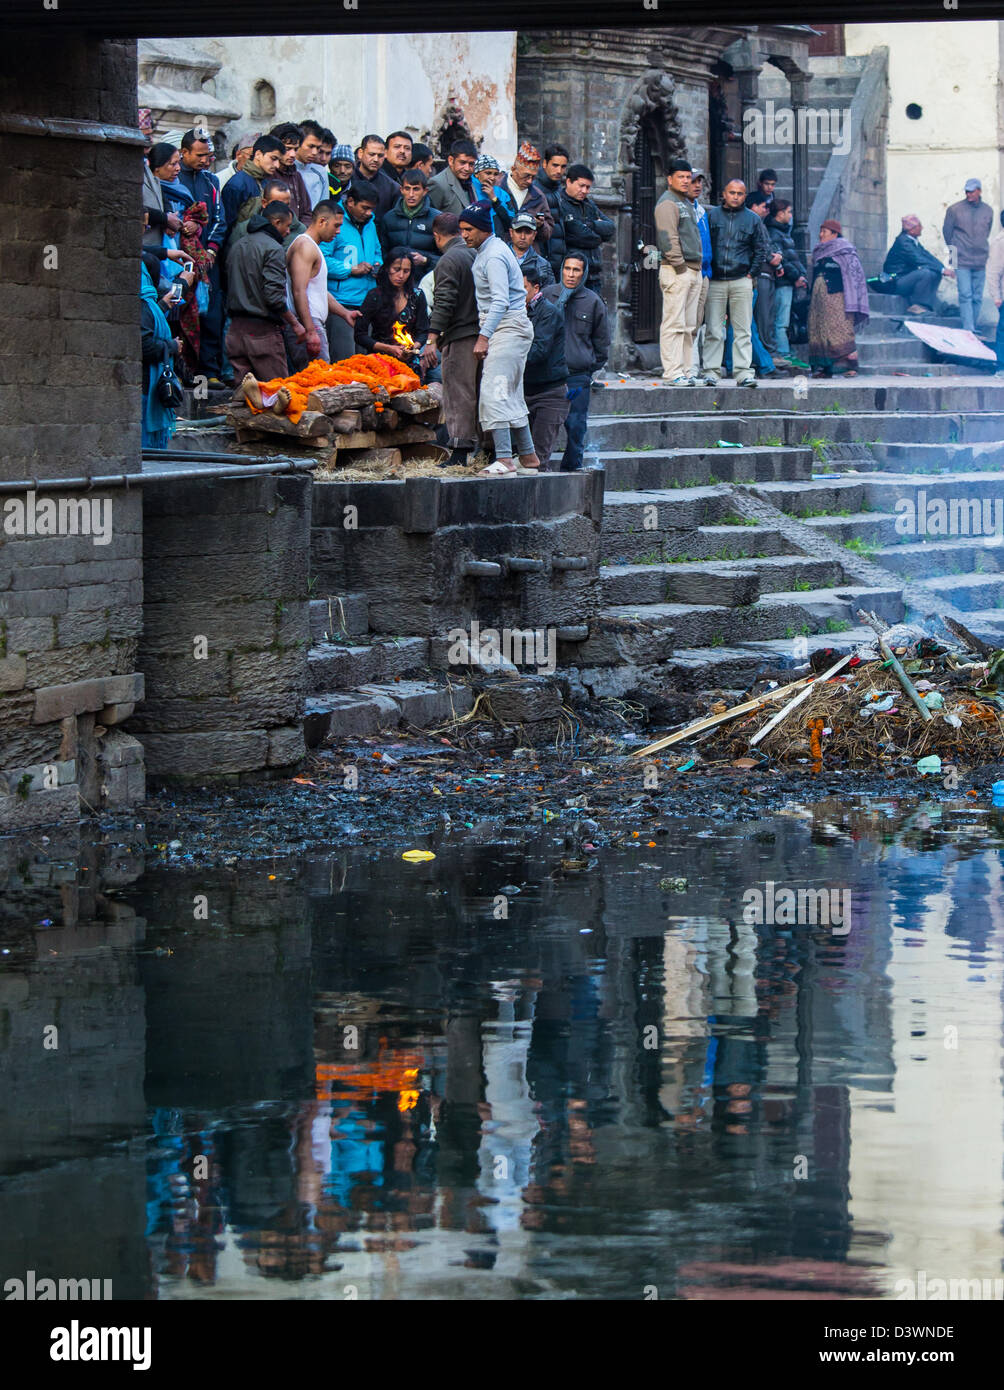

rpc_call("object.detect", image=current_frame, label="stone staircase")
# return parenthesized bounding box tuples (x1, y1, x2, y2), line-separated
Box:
(578, 359, 1004, 696)
(303, 592, 473, 744)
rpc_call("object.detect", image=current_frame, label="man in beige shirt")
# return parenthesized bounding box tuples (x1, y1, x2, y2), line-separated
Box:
(654, 158, 704, 385)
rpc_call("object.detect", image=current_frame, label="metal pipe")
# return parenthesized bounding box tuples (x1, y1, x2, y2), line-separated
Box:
(0, 456, 316, 493)
(0, 114, 148, 147)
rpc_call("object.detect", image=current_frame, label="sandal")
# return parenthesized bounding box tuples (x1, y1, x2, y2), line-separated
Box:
(479, 459, 518, 477)
(517, 452, 541, 473)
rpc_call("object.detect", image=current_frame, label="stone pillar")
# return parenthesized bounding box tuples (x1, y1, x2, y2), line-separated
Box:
(126, 474, 311, 781)
(790, 72, 811, 258)
(736, 68, 761, 192)
(1, 34, 146, 833)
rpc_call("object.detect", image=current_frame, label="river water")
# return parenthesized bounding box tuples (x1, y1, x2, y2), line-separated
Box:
(2, 794, 1002, 1301)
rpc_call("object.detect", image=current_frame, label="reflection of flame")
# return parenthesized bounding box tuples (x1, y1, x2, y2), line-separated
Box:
(392, 320, 417, 352)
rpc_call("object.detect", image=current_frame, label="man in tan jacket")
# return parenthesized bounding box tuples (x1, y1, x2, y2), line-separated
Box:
(654, 159, 704, 385)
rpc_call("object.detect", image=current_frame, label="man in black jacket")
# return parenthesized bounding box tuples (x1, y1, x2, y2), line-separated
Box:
(379, 170, 440, 269)
(510, 211, 555, 286)
(353, 135, 400, 220)
(556, 164, 615, 293)
(883, 215, 952, 312)
(522, 264, 569, 469)
(420, 213, 480, 465)
(765, 199, 808, 356)
(702, 180, 768, 388)
(225, 204, 306, 380)
(542, 251, 610, 471)
(535, 144, 569, 275)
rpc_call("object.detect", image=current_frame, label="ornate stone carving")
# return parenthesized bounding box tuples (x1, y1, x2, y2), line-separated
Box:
(619, 68, 686, 172)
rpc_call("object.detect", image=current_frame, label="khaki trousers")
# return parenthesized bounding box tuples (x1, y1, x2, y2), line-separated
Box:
(658, 264, 702, 379)
(703, 277, 754, 382)
(691, 276, 709, 372)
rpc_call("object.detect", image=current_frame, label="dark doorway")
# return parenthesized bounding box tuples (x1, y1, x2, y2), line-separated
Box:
(630, 120, 662, 344)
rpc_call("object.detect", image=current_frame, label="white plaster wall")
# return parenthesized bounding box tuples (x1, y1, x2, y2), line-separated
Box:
(201, 32, 518, 166)
(845, 21, 1002, 263)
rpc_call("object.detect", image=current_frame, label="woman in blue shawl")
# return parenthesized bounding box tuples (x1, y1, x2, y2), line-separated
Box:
(140, 255, 178, 449)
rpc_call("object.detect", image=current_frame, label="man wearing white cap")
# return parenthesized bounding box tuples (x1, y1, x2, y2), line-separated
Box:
(943, 179, 994, 331)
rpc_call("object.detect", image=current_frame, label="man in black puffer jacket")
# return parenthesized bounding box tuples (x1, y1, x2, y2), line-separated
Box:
(379, 169, 441, 271)
(535, 144, 569, 276)
(522, 263, 569, 469)
(542, 251, 610, 471)
(554, 163, 615, 293)
(702, 179, 768, 387)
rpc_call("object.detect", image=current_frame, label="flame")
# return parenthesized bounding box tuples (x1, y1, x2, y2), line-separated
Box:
(392, 320, 417, 351)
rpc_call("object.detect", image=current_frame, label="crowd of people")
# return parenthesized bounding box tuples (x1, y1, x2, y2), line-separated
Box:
(139, 102, 1004, 461)
(139, 112, 612, 471)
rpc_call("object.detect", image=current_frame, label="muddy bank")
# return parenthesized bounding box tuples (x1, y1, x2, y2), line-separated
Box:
(94, 730, 1004, 869)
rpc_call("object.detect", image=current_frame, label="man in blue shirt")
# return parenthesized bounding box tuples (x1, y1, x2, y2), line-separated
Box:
(688, 171, 712, 381)
(458, 201, 539, 474)
(323, 180, 383, 360)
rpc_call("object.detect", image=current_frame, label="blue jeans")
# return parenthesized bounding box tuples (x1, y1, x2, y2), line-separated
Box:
(561, 374, 592, 471)
(773, 284, 794, 356)
(956, 266, 986, 333)
(994, 307, 1004, 366)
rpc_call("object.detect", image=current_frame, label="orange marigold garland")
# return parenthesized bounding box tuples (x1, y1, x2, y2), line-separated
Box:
(248, 353, 421, 423)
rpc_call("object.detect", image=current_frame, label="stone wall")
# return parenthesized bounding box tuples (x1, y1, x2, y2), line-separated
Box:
(310, 472, 604, 652)
(126, 473, 312, 780)
(1, 35, 146, 832)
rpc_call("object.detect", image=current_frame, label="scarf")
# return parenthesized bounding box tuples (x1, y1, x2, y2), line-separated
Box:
(178, 200, 211, 365)
(812, 235, 870, 320)
(235, 161, 269, 228)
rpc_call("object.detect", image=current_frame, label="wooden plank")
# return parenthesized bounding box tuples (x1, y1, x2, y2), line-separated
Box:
(630, 677, 812, 758)
(749, 653, 852, 747)
(226, 406, 330, 438)
(305, 384, 374, 413)
(385, 423, 438, 445)
(332, 431, 380, 450)
(328, 410, 362, 434)
(391, 388, 441, 415)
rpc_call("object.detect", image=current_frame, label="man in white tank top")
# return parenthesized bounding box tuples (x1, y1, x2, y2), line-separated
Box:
(286, 201, 360, 367)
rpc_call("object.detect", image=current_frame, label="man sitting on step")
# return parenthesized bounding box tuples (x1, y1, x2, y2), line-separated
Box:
(883, 215, 955, 314)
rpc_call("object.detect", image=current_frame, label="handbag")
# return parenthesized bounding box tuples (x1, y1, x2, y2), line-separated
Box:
(155, 344, 185, 410)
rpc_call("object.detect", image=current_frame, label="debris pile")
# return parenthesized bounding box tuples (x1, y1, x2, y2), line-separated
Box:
(633, 614, 1004, 772)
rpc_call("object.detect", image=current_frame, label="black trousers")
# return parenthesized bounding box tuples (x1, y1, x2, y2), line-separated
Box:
(894, 267, 940, 309)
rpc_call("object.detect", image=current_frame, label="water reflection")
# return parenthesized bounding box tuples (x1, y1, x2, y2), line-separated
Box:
(1, 798, 1002, 1299)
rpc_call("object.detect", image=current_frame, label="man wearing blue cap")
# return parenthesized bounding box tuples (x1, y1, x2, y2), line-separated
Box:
(458, 201, 539, 474)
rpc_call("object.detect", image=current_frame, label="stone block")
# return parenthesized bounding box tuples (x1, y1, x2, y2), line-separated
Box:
(98, 729, 144, 771)
(33, 677, 105, 724)
(0, 782, 79, 834)
(481, 678, 563, 725)
(141, 731, 270, 777)
(267, 725, 306, 767)
(0, 656, 27, 692)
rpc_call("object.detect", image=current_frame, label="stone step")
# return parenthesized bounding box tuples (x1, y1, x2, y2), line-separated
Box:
(600, 555, 846, 606)
(601, 485, 736, 533)
(306, 679, 474, 743)
(309, 593, 368, 642)
(801, 511, 902, 546)
(590, 409, 1004, 452)
(602, 521, 798, 565)
(592, 377, 1004, 416)
(752, 477, 866, 515)
(869, 441, 1004, 473)
(662, 623, 882, 689)
(860, 472, 1004, 510)
(598, 583, 901, 650)
(876, 538, 1003, 580)
(307, 636, 430, 692)
(911, 571, 1004, 612)
(856, 339, 929, 363)
(596, 444, 813, 490)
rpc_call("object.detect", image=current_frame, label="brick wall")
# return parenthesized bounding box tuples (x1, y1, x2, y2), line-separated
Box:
(1, 36, 146, 832)
(126, 474, 311, 780)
